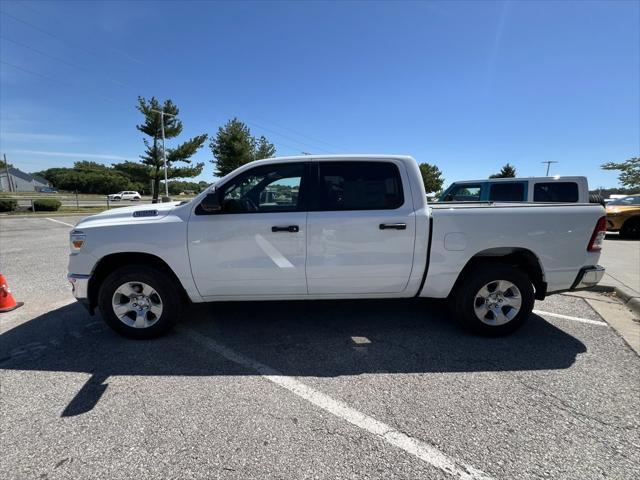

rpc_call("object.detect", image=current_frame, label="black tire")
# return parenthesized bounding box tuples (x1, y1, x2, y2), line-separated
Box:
(98, 265, 181, 339)
(450, 263, 535, 335)
(620, 217, 640, 239)
(589, 193, 605, 207)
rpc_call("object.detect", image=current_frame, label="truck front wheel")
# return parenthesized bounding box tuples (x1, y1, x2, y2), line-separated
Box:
(98, 266, 181, 339)
(451, 264, 534, 335)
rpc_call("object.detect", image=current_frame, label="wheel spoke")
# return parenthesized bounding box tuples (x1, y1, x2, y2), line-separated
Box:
(491, 307, 509, 325)
(141, 284, 155, 297)
(474, 302, 489, 319)
(113, 303, 132, 318)
(149, 304, 163, 318)
(117, 283, 137, 298)
(133, 310, 147, 328)
(502, 295, 521, 309)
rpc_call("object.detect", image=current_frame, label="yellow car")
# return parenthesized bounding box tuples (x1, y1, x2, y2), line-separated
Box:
(606, 195, 640, 238)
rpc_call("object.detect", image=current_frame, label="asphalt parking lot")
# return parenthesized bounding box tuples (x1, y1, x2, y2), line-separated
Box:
(1, 216, 639, 480)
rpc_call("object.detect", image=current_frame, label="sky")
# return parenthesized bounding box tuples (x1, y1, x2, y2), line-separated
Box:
(0, 0, 638, 188)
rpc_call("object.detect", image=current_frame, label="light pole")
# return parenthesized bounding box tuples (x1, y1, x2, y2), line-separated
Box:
(542, 160, 558, 176)
(150, 109, 176, 199)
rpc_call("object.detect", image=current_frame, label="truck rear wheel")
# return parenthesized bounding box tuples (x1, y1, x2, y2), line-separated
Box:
(451, 264, 534, 335)
(98, 265, 181, 339)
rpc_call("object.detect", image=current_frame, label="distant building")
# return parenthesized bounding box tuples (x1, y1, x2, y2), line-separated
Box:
(0, 167, 51, 192)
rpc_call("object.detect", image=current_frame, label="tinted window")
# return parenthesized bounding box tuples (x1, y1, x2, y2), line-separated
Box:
(318, 162, 403, 211)
(489, 182, 525, 201)
(201, 163, 305, 214)
(608, 196, 640, 206)
(534, 182, 579, 202)
(445, 184, 482, 201)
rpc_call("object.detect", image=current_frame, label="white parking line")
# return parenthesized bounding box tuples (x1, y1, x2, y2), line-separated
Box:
(181, 326, 494, 480)
(45, 218, 75, 228)
(533, 309, 608, 326)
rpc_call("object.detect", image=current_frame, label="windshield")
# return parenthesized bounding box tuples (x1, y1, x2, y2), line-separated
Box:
(608, 196, 640, 206)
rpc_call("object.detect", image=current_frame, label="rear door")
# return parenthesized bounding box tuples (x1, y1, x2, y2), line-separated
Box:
(306, 160, 416, 294)
(188, 162, 309, 297)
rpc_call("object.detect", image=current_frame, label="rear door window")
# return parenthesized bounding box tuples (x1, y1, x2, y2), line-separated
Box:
(317, 161, 403, 211)
(489, 182, 525, 201)
(533, 182, 579, 202)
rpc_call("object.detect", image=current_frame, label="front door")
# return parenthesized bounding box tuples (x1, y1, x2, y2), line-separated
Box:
(188, 162, 309, 297)
(306, 160, 416, 294)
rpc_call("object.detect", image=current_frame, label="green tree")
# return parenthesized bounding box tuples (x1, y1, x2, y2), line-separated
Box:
(418, 162, 444, 194)
(489, 163, 517, 178)
(136, 96, 207, 202)
(37, 162, 132, 194)
(210, 118, 276, 177)
(602, 157, 640, 189)
(112, 161, 153, 194)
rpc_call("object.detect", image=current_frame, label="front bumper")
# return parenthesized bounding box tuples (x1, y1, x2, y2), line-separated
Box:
(571, 265, 605, 290)
(68, 273, 91, 311)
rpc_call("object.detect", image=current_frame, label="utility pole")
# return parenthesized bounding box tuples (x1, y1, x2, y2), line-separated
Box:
(150, 109, 176, 199)
(3, 154, 12, 192)
(542, 160, 558, 176)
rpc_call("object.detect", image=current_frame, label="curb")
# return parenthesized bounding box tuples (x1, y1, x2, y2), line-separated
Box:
(614, 286, 640, 317)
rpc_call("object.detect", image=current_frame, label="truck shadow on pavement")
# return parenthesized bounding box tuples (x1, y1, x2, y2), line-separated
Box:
(0, 299, 586, 417)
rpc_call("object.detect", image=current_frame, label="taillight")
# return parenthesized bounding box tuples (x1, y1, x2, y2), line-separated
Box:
(587, 216, 606, 252)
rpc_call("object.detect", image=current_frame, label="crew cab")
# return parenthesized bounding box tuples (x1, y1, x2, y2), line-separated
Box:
(68, 155, 606, 339)
(108, 191, 141, 201)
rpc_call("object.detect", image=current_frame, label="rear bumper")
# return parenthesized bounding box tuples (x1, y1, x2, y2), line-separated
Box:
(570, 265, 605, 290)
(68, 273, 91, 312)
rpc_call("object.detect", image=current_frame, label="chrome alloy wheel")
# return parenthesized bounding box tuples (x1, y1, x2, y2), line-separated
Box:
(473, 280, 522, 326)
(111, 281, 163, 329)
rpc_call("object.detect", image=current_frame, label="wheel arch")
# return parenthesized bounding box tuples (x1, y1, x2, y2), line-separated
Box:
(453, 247, 547, 300)
(88, 252, 190, 313)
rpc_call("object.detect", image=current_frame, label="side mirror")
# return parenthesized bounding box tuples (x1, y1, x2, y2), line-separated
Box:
(200, 193, 222, 212)
(444, 194, 453, 201)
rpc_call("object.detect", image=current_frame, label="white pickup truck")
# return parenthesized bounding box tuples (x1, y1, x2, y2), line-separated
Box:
(68, 155, 606, 339)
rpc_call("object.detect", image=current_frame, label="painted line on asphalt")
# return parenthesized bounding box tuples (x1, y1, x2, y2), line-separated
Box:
(181, 326, 494, 480)
(45, 218, 75, 228)
(533, 309, 608, 326)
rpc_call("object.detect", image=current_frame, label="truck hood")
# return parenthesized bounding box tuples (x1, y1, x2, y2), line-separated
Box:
(75, 201, 182, 228)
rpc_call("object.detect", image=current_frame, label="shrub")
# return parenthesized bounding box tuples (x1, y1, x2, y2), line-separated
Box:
(0, 198, 17, 212)
(33, 199, 61, 211)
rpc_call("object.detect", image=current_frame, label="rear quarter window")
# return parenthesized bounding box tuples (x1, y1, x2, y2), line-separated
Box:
(533, 182, 579, 202)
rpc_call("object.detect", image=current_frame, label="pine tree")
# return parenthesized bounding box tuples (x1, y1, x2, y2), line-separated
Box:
(489, 163, 517, 178)
(419, 162, 444, 194)
(210, 118, 276, 177)
(136, 96, 207, 202)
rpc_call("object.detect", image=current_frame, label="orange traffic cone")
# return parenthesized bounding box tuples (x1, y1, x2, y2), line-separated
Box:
(0, 273, 23, 313)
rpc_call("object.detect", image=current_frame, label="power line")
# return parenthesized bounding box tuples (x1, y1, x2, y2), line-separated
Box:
(13, 1, 146, 66)
(0, 9, 144, 68)
(246, 120, 333, 154)
(0, 35, 133, 89)
(0, 60, 124, 106)
(251, 115, 349, 152)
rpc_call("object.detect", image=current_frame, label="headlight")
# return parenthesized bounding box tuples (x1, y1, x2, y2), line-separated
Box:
(70, 231, 86, 252)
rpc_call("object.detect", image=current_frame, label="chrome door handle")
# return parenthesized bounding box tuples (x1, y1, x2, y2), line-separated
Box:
(379, 223, 407, 230)
(272, 225, 299, 233)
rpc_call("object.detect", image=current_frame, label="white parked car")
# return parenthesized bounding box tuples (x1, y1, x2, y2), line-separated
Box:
(108, 191, 141, 201)
(68, 155, 606, 339)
